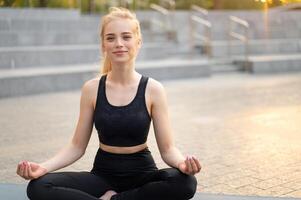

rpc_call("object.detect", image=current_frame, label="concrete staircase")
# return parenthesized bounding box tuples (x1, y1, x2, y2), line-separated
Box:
(0, 9, 100, 71)
(235, 54, 301, 74)
(0, 8, 210, 98)
(205, 38, 301, 74)
(0, 9, 187, 70)
(194, 7, 301, 74)
(208, 39, 301, 58)
(203, 10, 301, 40)
(1, 7, 301, 98)
(0, 58, 210, 98)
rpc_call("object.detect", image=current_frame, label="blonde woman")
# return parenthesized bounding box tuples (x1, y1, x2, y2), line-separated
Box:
(16, 7, 201, 200)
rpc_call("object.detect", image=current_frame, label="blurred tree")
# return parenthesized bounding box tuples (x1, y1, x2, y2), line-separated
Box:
(0, 0, 14, 6)
(38, 0, 47, 7)
(213, 0, 223, 9)
(1, 0, 301, 10)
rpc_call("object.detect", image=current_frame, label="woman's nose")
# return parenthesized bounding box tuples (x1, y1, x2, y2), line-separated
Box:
(115, 38, 123, 48)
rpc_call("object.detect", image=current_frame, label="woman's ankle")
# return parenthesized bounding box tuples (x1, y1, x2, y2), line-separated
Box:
(99, 190, 117, 200)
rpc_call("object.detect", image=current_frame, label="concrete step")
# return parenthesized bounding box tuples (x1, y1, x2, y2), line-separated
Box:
(211, 64, 243, 73)
(141, 31, 175, 43)
(0, 31, 99, 46)
(206, 58, 244, 73)
(0, 30, 169, 47)
(0, 7, 81, 19)
(193, 27, 301, 41)
(0, 58, 210, 98)
(195, 39, 301, 57)
(209, 31, 301, 42)
(0, 45, 100, 69)
(234, 54, 301, 74)
(0, 43, 185, 69)
(0, 183, 299, 200)
(0, 17, 100, 32)
(205, 11, 301, 40)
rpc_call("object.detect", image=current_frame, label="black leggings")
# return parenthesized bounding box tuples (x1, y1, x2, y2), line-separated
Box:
(27, 148, 197, 200)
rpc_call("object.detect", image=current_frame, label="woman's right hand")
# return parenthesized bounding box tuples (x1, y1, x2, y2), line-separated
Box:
(16, 161, 48, 180)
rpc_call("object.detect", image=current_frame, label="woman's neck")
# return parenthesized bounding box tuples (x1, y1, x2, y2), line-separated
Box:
(108, 62, 139, 85)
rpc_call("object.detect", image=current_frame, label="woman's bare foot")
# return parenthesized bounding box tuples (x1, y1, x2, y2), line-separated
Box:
(99, 190, 117, 200)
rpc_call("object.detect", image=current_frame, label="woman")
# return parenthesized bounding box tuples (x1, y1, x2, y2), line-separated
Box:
(16, 7, 201, 200)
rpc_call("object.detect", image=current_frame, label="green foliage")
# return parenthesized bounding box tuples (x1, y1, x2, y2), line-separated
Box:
(0, 0, 78, 8)
(220, 0, 263, 9)
(174, 0, 213, 10)
(47, 0, 78, 8)
(1, 0, 301, 11)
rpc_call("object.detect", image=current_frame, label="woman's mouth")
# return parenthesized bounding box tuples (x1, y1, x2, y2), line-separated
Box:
(113, 51, 127, 55)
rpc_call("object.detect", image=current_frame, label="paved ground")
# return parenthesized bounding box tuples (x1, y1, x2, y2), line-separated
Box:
(1, 72, 301, 198)
(0, 184, 298, 200)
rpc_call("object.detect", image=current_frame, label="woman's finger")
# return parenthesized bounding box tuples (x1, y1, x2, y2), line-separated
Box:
(16, 162, 22, 175)
(19, 162, 25, 177)
(188, 156, 196, 174)
(23, 162, 29, 180)
(185, 156, 193, 174)
(190, 158, 199, 174)
(28, 162, 35, 179)
(27, 162, 33, 179)
(192, 156, 202, 172)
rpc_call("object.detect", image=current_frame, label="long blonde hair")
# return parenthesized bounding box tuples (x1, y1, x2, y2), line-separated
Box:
(99, 7, 142, 75)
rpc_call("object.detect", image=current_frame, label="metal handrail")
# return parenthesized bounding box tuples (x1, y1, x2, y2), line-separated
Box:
(191, 15, 211, 29)
(150, 4, 169, 15)
(190, 5, 212, 57)
(228, 15, 249, 66)
(191, 5, 208, 19)
(230, 16, 249, 28)
(150, 3, 177, 42)
(160, 0, 176, 10)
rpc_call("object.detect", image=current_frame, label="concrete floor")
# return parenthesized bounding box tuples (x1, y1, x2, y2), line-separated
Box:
(1, 72, 301, 198)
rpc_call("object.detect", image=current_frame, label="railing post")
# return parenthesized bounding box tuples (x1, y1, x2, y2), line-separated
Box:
(244, 26, 249, 70)
(228, 15, 249, 70)
(150, 3, 177, 43)
(189, 15, 195, 53)
(228, 18, 232, 58)
(190, 5, 212, 58)
(77, 0, 81, 13)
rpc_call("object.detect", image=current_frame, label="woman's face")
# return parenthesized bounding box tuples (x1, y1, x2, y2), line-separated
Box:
(102, 18, 141, 65)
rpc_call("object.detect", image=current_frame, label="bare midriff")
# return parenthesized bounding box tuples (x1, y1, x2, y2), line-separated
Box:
(99, 142, 148, 154)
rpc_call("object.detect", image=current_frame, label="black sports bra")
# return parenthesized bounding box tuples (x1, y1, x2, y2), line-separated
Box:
(93, 74, 151, 147)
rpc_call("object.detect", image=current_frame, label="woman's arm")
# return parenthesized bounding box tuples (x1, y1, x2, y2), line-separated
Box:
(40, 80, 96, 172)
(149, 79, 201, 175)
(17, 79, 97, 179)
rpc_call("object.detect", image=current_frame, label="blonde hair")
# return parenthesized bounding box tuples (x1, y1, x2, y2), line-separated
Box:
(99, 7, 142, 75)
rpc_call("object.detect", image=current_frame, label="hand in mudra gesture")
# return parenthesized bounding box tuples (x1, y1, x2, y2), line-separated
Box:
(16, 161, 47, 180)
(178, 156, 201, 175)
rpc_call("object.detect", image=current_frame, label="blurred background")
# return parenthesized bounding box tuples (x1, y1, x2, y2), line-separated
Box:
(0, 0, 301, 199)
(1, 0, 301, 12)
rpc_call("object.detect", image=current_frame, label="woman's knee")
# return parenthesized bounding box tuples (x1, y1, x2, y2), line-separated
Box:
(27, 175, 51, 200)
(164, 168, 197, 199)
(177, 174, 197, 199)
(182, 174, 197, 199)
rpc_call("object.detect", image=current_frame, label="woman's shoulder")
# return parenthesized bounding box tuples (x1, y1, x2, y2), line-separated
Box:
(146, 77, 165, 96)
(82, 77, 100, 90)
(80, 76, 101, 99)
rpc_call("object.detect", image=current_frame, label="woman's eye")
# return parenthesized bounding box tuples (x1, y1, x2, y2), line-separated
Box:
(123, 36, 132, 40)
(106, 37, 114, 41)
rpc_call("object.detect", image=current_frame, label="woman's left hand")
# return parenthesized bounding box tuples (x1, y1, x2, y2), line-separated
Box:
(178, 155, 201, 175)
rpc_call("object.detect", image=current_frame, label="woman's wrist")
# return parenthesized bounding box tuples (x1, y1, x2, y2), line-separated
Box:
(176, 159, 185, 169)
(39, 162, 50, 173)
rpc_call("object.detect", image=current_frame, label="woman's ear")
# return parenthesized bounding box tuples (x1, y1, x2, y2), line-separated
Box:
(102, 43, 105, 52)
(137, 39, 142, 49)
(101, 48, 107, 58)
(101, 42, 106, 54)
